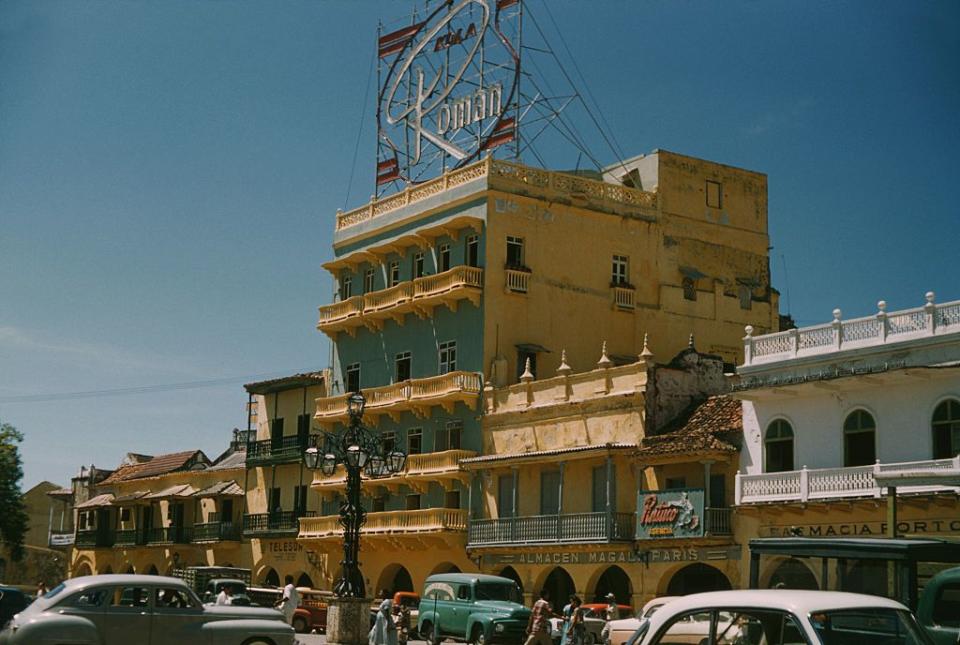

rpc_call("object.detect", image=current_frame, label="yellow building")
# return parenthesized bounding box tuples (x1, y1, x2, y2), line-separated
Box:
(69, 442, 246, 578)
(462, 341, 743, 609)
(242, 371, 330, 588)
(302, 151, 779, 599)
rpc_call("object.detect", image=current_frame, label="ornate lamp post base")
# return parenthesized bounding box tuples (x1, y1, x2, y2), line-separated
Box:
(325, 596, 371, 645)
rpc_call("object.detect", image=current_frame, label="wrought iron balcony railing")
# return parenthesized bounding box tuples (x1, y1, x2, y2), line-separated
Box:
(145, 526, 193, 545)
(75, 529, 114, 548)
(192, 521, 241, 543)
(114, 528, 144, 547)
(242, 511, 315, 536)
(246, 434, 316, 466)
(467, 512, 634, 547)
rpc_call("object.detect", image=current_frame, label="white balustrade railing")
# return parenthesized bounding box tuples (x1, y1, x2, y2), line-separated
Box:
(736, 456, 960, 504)
(505, 269, 530, 293)
(612, 286, 635, 310)
(744, 294, 960, 365)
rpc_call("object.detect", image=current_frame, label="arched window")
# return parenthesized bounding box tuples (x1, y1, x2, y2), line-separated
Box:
(765, 420, 794, 473)
(932, 399, 960, 459)
(843, 410, 876, 467)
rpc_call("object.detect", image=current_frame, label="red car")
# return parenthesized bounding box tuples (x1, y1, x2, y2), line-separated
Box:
(582, 603, 633, 619)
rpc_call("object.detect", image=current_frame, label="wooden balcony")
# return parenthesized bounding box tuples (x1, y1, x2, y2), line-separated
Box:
(314, 371, 483, 426)
(299, 508, 467, 548)
(311, 449, 477, 494)
(317, 266, 483, 337)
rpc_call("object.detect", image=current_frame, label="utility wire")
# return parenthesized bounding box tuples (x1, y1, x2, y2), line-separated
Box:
(344, 46, 377, 210)
(0, 369, 319, 404)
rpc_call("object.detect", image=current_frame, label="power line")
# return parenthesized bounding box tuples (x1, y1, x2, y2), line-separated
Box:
(0, 369, 319, 404)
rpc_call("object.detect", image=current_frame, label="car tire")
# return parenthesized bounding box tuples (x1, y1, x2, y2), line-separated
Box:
(421, 621, 441, 645)
(293, 616, 309, 633)
(241, 639, 275, 645)
(470, 625, 486, 645)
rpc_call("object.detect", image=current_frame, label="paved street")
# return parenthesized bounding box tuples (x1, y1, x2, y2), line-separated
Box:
(295, 637, 429, 645)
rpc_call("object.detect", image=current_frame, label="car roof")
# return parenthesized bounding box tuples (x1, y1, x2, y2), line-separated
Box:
(65, 574, 187, 589)
(425, 573, 516, 585)
(647, 590, 906, 627)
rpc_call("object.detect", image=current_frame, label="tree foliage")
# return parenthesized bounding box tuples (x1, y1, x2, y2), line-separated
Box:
(0, 421, 29, 561)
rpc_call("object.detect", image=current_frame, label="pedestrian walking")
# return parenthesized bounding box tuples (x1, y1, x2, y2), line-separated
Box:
(524, 589, 557, 645)
(393, 598, 411, 645)
(370, 597, 398, 645)
(567, 596, 586, 645)
(559, 594, 576, 645)
(275, 575, 300, 625)
(604, 593, 619, 621)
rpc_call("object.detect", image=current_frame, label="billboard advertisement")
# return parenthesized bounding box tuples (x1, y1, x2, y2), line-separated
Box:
(635, 488, 706, 539)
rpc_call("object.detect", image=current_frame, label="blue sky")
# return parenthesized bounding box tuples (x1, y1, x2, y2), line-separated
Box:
(2, 1, 958, 489)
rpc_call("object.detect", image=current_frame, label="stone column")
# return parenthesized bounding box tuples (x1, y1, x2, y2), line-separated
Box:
(326, 597, 371, 645)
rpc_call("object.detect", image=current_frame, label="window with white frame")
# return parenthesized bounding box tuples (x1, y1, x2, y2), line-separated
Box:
(340, 275, 353, 299)
(466, 235, 480, 267)
(364, 267, 375, 293)
(438, 243, 452, 273)
(395, 351, 411, 382)
(439, 340, 457, 374)
(612, 255, 629, 286)
(388, 261, 401, 287)
(506, 236, 524, 268)
(407, 428, 422, 455)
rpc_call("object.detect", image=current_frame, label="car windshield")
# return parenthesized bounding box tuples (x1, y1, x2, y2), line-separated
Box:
(475, 584, 520, 603)
(626, 622, 649, 645)
(43, 583, 65, 600)
(810, 608, 932, 645)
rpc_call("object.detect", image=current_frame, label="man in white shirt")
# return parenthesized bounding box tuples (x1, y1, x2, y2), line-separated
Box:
(276, 575, 300, 624)
(215, 584, 234, 606)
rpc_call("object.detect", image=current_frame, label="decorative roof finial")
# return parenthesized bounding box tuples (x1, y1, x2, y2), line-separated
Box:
(688, 333, 695, 349)
(557, 349, 572, 375)
(520, 357, 534, 382)
(597, 341, 612, 368)
(640, 333, 654, 364)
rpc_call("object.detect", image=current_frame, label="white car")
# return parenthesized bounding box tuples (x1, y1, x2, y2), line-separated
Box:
(550, 607, 606, 644)
(634, 590, 929, 645)
(604, 597, 679, 645)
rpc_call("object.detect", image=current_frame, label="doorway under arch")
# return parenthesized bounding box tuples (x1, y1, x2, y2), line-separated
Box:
(262, 567, 280, 587)
(542, 567, 575, 607)
(296, 573, 314, 588)
(102, 565, 114, 574)
(378, 564, 414, 596)
(125, 565, 135, 574)
(145, 564, 159, 576)
(767, 559, 818, 590)
(498, 566, 524, 596)
(593, 565, 632, 604)
(74, 562, 93, 578)
(666, 563, 731, 596)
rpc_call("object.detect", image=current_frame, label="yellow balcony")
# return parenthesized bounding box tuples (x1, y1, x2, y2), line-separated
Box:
(314, 371, 482, 426)
(316, 266, 483, 337)
(299, 508, 467, 548)
(310, 449, 477, 495)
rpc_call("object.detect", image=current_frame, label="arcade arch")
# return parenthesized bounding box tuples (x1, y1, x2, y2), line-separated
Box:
(592, 565, 631, 605)
(74, 561, 93, 577)
(429, 562, 461, 576)
(145, 564, 159, 576)
(766, 558, 818, 590)
(296, 573, 314, 589)
(540, 567, 575, 607)
(378, 564, 414, 595)
(498, 566, 524, 596)
(665, 563, 731, 596)
(261, 567, 281, 587)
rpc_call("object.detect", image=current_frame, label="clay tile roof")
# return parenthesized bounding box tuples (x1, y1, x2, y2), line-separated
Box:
(636, 395, 742, 460)
(99, 450, 207, 484)
(244, 371, 326, 395)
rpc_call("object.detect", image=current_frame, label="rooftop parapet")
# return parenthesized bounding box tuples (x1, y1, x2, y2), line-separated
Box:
(741, 292, 960, 369)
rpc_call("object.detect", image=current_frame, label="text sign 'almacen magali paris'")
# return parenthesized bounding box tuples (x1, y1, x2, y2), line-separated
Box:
(376, 0, 521, 191)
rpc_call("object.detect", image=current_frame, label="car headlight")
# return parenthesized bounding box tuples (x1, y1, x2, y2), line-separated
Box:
(495, 623, 505, 633)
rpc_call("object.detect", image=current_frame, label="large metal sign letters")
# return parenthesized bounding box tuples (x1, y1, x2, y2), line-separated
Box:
(376, 0, 521, 191)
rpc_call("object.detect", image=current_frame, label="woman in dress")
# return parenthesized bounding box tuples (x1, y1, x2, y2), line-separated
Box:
(559, 595, 576, 645)
(369, 598, 399, 645)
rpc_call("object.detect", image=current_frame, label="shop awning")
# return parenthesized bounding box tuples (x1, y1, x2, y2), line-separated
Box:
(193, 481, 244, 498)
(75, 493, 115, 509)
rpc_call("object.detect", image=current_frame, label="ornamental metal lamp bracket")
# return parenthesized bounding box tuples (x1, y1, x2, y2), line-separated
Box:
(303, 390, 407, 598)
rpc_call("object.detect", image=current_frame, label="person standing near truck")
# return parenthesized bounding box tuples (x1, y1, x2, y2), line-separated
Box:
(215, 584, 234, 606)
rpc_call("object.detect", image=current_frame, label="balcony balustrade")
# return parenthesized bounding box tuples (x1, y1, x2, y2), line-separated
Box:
(312, 449, 477, 492)
(504, 268, 530, 294)
(612, 285, 635, 310)
(299, 508, 467, 541)
(242, 511, 315, 536)
(743, 295, 960, 366)
(114, 528, 144, 547)
(192, 521, 241, 543)
(246, 434, 315, 466)
(703, 507, 733, 536)
(315, 371, 482, 425)
(736, 456, 960, 505)
(468, 512, 635, 547)
(317, 266, 483, 336)
(145, 526, 192, 545)
(75, 529, 113, 548)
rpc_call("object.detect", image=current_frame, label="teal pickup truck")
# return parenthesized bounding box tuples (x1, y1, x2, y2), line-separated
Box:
(418, 573, 531, 645)
(918, 567, 960, 645)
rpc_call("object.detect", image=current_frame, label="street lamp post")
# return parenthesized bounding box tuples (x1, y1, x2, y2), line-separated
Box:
(303, 391, 407, 598)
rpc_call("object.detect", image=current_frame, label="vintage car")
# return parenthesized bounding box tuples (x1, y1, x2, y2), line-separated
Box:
(296, 588, 332, 634)
(0, 588, 30, 629)
(549, 607, 606, 644)
(418, 573, 531, 645)
(603, 597, 678, 645)
(635, 590, 930, 645)
(202, 578, 253, 606)
(394, 591, 421, 638)
(0, 574, 295, 645)
(583, 603, 634, 621)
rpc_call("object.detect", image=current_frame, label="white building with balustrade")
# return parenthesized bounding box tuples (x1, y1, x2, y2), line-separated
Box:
(729, 292, 960, 591)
